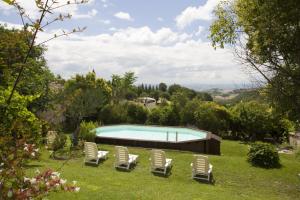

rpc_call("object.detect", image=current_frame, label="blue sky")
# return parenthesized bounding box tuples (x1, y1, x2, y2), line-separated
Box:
(0, 0, 250, 89)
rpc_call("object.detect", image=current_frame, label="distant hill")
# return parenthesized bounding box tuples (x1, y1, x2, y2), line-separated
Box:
(206, 88, 263, 105)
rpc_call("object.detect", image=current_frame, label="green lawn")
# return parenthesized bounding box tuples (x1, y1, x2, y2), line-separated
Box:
(27, 140, 300, 200)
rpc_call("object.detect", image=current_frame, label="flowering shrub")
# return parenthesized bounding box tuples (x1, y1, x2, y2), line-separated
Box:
(1, 169, 80, 199)
(0, 138, 80, 199)
(23, 143, 40, 159)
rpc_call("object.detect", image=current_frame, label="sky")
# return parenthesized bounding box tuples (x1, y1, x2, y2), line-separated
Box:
(0, 0, 251, 89)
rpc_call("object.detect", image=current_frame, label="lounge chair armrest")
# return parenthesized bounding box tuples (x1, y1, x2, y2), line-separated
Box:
(208, 164, 213, 173)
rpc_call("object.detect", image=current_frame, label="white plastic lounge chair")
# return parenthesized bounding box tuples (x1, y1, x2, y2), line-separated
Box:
(84, 142, 109, 165)
(114, 146, 138, 170)
(191, 155, 213, 181)
(150, 149, 172, 175)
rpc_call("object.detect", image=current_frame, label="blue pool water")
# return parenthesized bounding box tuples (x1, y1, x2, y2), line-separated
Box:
(95, 125, 207, 142)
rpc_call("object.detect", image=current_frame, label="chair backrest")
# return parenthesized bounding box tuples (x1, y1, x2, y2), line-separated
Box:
(115, 146, 129, 164)
(47, 131, 58, 148)
(151, 149, 166, 168)
(84, 142, 98, 160)
(192, 155, 209, 175)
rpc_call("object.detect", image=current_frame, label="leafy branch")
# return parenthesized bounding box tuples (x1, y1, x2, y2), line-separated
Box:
(2, 0, 88, 106)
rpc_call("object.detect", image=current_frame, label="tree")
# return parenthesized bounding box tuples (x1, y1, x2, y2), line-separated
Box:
(159, 82, 167, 92)
(63, 72, 111, 129)
(126, 103, 148, 124)
(171, 91, 189, 109)
(231, 101, 295, 141)
(0, 88, 41, 140)
(181, 99, 201, 125)
(0, 25, 55, 112)
(168, 84, 181, 95)
(0, 1, 88, 198)
(210, 0, 300, 121)
(111, 72, 137, 103)
(194, 101, 231, 135)
(150, 90, 160, 101)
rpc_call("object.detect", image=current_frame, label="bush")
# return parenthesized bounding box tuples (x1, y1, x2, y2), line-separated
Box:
(146, 105, 179, 126)
(159, 105, 179, 126)
(247, 142, 280, 168)
(79, 121, 99, 142)
(194, 101, 231, 134)
(52, 133, 67, 151)
(146, 108, 161, 125)
(99, 104, 127, 124)
(126, 103, 148, 124)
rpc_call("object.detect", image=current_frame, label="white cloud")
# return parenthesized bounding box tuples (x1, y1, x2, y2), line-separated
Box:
(114, 12, 133, 21)
(110, 26, 191, 46)
(0, 20, 248, 86)
(157, 17, 164, 22)
(72, 9, 98, 19)
(99, 19, 111, 25)
(41, 26, 247, 85)
(175, 0, 221, 29)
(0, 20, 23, 29)
(109, 27, 117, 31)
(195, 26, 205, 36)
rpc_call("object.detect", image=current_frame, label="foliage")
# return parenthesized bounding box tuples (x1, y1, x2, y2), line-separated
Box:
(146, 105, 179, 126)
(111, 72, 137, 103)
(146, 108, 161, 125)
(99, 103, 148, 125)
(159, 105, 179, 126)
(230, 101, 271, 140)
(160, 92, 170, 100)
(171, 91, 189, 109)
(180, 99, 201, 125)
(168, 84, 182, 96)
(52, 133, 67, 152)
(0, 88, 41, 141)
(230, 101, 294, 141)
(126, 103, 148, 124)
(0, 25, 55, 112)
(158, 82, 167, 92)
(79, 121, 98, 142)
(99, 104, 128, 125)
(209, 0, 300, 121)
(247, 142, 280, 168)
(0, 0, 88, 198)
(0, 167, 80, 200)
(63, 72, 111, 130)
(194, 101, 231, 134)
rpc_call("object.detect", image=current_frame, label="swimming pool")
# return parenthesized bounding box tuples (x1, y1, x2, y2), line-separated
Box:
(95, 125, 207, 142)
(95, 125, 221, 155)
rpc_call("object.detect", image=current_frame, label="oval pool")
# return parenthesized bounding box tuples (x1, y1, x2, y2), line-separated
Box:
(94, 125, 221, 155)
(95, 125, 207, 142)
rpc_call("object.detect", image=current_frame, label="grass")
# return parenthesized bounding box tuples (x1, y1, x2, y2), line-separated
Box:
(27, 140, 300, 200)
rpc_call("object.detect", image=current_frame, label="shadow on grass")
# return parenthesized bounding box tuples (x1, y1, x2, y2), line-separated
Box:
(193, 173, 215, 185)
(250, 162, 282, 169)
(151, 166, 173, 178)
(24, 164, 44, 168)
(84, 158, 108, 167)
(115, 163, 138, 172)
